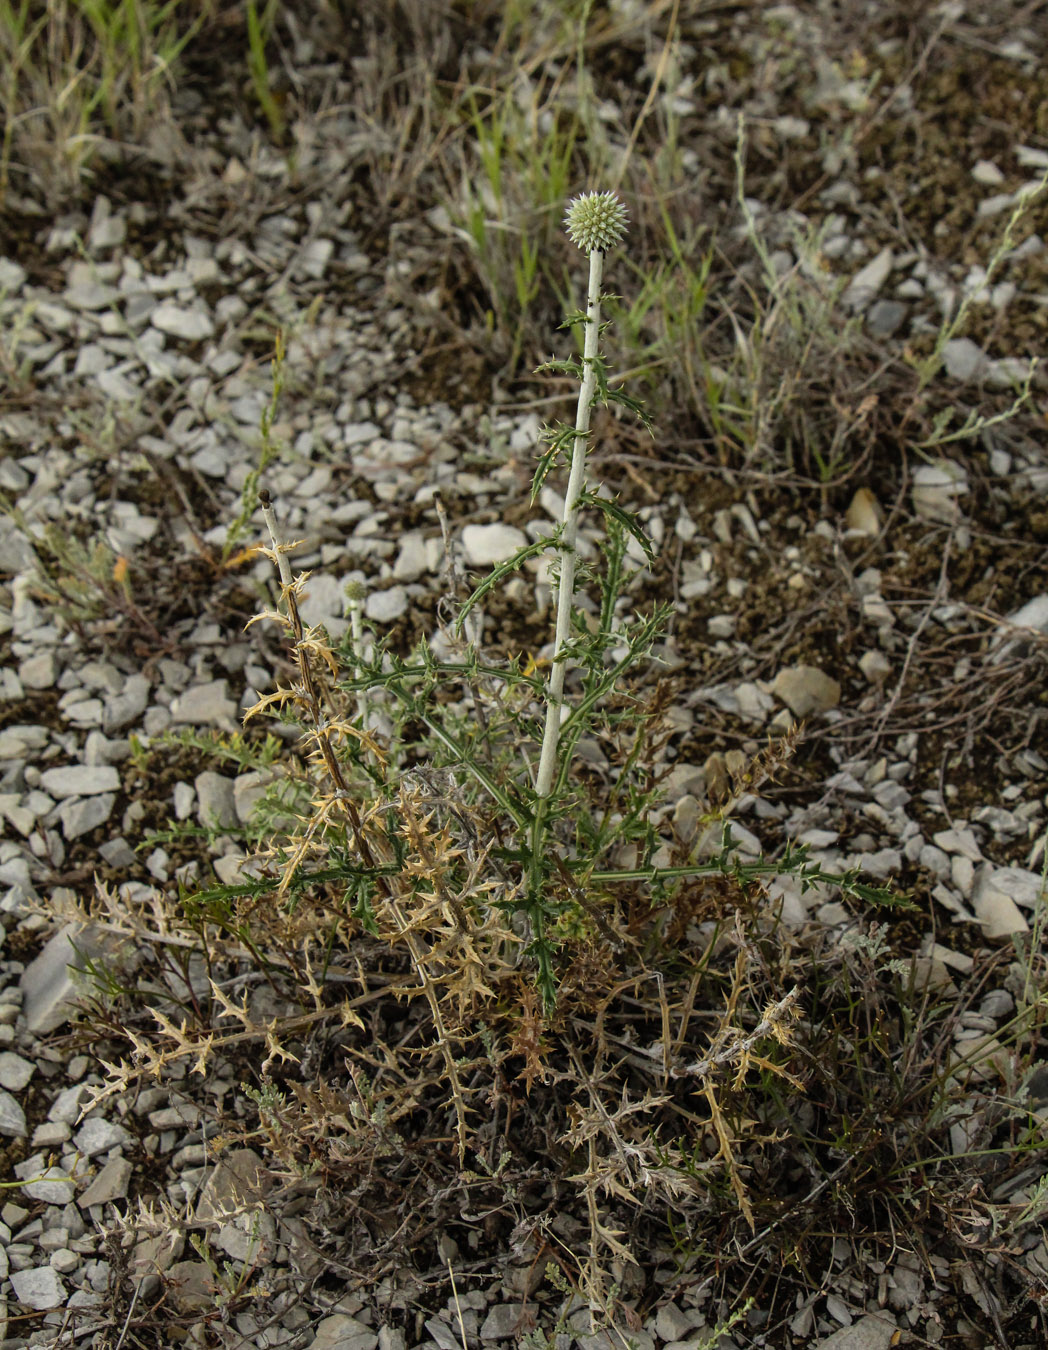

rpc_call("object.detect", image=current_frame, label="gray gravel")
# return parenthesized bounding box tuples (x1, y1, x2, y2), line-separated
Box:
(1, 10, 1047, 1350)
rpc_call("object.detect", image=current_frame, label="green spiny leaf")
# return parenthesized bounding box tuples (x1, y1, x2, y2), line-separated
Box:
(532, 424, 585, 503)
(577, 490, 655, 564)
(454, 536, 556, 635)
(604, 385, 654, 432)
(535, 356, 584, 380)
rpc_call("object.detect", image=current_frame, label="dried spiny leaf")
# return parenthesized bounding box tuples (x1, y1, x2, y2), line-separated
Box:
(296, 632, 342, 678)
(210, 984, 254, 1030)
(508, 986, 552, 1096)
(729, 726, 800, 797)
(250, 541, 308, 566)
(704, 1082, 754, 1230)
(243, 685, 311, 722)
(243, 606, 293, 633)
(262, 1020, 300, 1073)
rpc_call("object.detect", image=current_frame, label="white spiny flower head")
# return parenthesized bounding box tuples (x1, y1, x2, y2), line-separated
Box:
(564, 190, 628, 253)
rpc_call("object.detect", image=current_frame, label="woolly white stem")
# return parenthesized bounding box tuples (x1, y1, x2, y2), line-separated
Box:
(260, 496, 294, 590)
(347, 593, 369, 730)
(534, 246, 604, 800)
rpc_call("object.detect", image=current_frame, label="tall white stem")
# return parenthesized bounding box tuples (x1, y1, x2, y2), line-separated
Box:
(348, 592, 369, 731)
(534, 247, 604, 800)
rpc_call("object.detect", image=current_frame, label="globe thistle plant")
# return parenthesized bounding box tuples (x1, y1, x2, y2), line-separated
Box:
(534, 190, 628, 802)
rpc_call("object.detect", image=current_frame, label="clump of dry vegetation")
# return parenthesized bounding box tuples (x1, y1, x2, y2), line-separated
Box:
(61, 205, 1043, 1342)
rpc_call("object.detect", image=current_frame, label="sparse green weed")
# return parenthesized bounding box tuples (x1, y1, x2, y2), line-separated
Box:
(0, 0, 215, 203)
(441, 0, 616, 372)
(609, 200, 715, 418)
(244, 0, 284, 145)
(223, 327, 287, 564)
(912, 170, 1048, 393)
(0, 503, 156, 636)
(727, 117, 866, 476)
(453, 81, 585, 372)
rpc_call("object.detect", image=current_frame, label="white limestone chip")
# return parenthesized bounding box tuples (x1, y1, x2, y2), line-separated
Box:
(39, 764, 119, 798)
(461, 523, 527, 566)
(365, 586, 408, 623)
(771, 665, 841, 717)
(0, 1051, 35, 1091)
(15, 1153, 76, 1204)
(10, 1266, 66, 1310)
(74, 1115, 132, 1157)
(842, 247, 893, 309)
(151, 302, 214, 341)
(912, 460, 968, 522)
(0, 1089, 27, 1137)
(972, 864, 1029, 939)
(170, 680, 237, 725)
(78, 1156, 134, 1209)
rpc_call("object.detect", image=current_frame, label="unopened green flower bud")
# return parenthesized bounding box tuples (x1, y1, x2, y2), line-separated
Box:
(564, 191, 628, 253)
(344, 580, 366, 604)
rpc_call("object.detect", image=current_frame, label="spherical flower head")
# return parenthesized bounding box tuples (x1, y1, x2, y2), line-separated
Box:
(564, 191, 628, 253)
